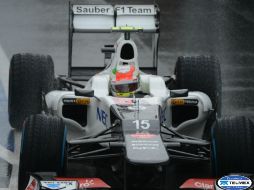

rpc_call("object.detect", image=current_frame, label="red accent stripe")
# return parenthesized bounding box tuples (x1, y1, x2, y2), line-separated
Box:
(180, 178, 215, 190)
(25, 179, 37, 190)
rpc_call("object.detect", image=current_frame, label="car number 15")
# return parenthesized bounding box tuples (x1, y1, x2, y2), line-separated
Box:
(132, 120, 150, 130)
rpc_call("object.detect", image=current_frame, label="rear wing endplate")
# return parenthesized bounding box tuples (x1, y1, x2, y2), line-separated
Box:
(68, 2, 160, 80)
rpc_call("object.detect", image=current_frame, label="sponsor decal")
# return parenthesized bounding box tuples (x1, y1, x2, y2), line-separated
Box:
(97, 107, 108, 127)
(131, 133, 156, 139)
(25, 178, 38, 190)
(73, 5, 114, 15)
(217, 175, 252, 190)
(41, 181, 77, 190)
(180, 178, 214, 190)
(171, 98, 185, 105)
(170, 98, 199, 106)
(112, 26, 143, 32)
(55, 178, 111, 189)
(128, 105, 146, 111)
(63, 98, 90, 105)
(130, 139, 159, 150)
(73, 5, 155, 16)
(115, 5, 155, 15)
(75, 98, 90, 105)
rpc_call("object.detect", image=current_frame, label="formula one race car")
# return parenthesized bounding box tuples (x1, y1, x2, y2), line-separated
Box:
(8, 3, 254, 190)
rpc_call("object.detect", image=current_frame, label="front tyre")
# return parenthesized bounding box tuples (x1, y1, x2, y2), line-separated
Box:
(8, 53, 55, 129)
(211, 116, 254, 176)
(18, 114, 67, 190)
(174, 56, 222, 138)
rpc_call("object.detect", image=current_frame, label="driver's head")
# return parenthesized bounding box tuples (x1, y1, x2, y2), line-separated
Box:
(111, 64, 139, 97)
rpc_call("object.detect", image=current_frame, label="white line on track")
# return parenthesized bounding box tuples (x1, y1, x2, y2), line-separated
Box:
(8, 164, 18, 190)
(0, 131, 20, 190)
(8, 131, 21, 190)
(0, 44, 19, 189)
(0, 145, 18, 165)
(0, 44, 9, 97)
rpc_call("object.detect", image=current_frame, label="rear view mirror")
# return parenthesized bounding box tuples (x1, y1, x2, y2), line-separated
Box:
(75, 89, 94, 97)
(170, 89, 189, 98)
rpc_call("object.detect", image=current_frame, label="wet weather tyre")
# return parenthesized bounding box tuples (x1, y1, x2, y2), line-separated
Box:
(175, 56, 221, 116)
(174, 56, 222, 138)
(18, 114, 67, 190)
(8, 53, 55, 129)
(211, 116, 254, 177)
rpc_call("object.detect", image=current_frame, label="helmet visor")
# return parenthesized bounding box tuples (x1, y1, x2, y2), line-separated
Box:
(112, 81, 138, 93)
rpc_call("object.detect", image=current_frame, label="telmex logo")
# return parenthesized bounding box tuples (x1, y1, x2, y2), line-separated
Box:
(217, 175, 252, 190)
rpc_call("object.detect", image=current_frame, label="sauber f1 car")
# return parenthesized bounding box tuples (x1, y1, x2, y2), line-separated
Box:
(8, 2, 254, 190)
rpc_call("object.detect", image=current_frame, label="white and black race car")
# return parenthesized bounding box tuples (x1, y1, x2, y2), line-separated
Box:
(8, 2, 254, 190)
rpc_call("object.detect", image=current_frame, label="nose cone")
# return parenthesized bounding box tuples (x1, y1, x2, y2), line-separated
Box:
(124, 133, 169, 164)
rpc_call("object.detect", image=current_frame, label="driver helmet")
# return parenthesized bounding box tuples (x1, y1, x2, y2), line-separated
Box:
(111, 64, 139, 97)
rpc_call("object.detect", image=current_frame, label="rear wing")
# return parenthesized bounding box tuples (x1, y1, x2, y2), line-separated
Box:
(68, 2, 160, 81)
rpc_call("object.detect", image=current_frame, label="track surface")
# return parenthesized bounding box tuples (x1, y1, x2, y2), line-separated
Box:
(0, 0, 254, 189)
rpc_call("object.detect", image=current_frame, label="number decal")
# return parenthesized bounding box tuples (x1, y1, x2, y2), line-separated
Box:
(141, 120, 150, 129)
(133, 120, 150, 130)
(133, 120, 139, 129)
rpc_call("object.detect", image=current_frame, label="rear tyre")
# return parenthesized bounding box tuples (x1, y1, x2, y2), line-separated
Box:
(211, 116, 254, 176)
(174, 56, 222, 138)
(8, 53, 55, 129)
(18, 114, 67, 190)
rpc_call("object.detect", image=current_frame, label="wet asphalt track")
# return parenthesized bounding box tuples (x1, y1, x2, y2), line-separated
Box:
(0, 0, 254, 189)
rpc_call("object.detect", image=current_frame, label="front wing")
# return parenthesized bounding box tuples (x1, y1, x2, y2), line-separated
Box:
(180, 175, 254, 190)
(25, 175, 110, 190)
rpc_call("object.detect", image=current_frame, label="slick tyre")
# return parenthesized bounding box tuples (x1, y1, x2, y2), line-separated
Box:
(8, 53, 55, 129)
(174, 56, 222, 138)
(18, 114, 67, 190)
(211, 116, 254, 176)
